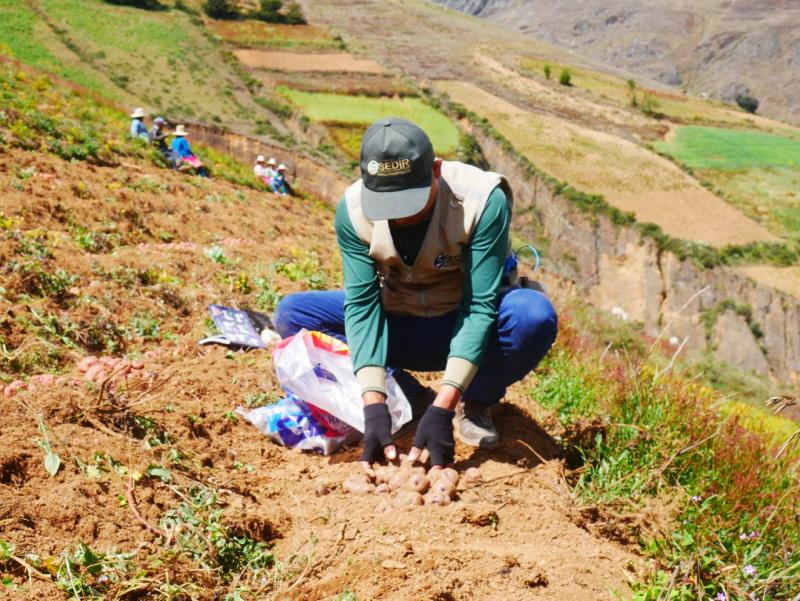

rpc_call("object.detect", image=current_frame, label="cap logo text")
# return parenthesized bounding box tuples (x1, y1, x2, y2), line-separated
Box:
(370, 158, 412, 177)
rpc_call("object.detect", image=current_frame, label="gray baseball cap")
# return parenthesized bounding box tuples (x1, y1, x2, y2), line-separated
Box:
(359, 118, 434, 220)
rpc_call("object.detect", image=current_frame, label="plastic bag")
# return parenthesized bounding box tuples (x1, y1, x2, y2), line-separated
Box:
(237, 394, 360, 455)
(272, 329, 411, 434)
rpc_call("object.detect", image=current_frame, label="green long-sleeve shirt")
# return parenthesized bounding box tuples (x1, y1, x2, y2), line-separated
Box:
(335, 185, 510, 393)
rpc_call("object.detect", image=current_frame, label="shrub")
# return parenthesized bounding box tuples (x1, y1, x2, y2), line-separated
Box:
(251, 0, 282, 22)
(559, 68, 572, 86)
(640, 92, 661, 117)
(543, 64, 551, 80)
(284, 1, 306, 24)
(202, 0, 239, 19)
(103, 0, 164, 9)
(736, 94, 759, 114)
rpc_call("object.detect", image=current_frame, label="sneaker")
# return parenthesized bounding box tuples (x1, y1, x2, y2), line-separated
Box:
(455, 401, 500, 449)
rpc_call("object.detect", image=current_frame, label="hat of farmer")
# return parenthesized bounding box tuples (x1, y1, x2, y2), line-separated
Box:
(256, 155, 265, 163)
(173, 124, 188, 137)
(359, 117, 434, 220)
(130, 107, 146, 119)
(277, 164, 286, 171)
(268, 158, 276, 166)
(154, 117, 166, 125)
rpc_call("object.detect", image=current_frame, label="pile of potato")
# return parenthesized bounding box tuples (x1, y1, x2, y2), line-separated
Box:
(339, 462, 482, 510)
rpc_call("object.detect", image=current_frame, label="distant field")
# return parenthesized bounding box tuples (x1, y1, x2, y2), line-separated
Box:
(235, 50, 385, 73)
(0, 0, 289, 131)
(206, 20, 341, 50)
(657, 127, 800, 240)
(655, 127, 800, 170)
(438, 80, 776, 246)
(279, 87, 461, 156)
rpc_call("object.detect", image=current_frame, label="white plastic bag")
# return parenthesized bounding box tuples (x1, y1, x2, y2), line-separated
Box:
(272, 329, 411, 434)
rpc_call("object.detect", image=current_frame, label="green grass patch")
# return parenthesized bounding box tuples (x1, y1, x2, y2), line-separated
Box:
(656, 127, 800, 171)
(535, 306, 800, 599)
(657, 127, 800, 241)
(278, 87, 461, 156)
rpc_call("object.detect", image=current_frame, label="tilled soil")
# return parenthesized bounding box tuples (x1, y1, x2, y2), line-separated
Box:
(0, 149, 646, 599)
(233, 50, 386, 73)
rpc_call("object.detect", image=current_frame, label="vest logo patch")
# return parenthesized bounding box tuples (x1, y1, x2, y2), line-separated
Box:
(434, 253, 461, 269)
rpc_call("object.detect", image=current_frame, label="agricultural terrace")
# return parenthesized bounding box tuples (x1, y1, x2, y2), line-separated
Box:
(234, 50, 386, 74)
(0, 0, 284, 131)
(206, 19, 342, 51)
(278, 87, 462, 159)
(517, 55, 799, 133)
(656, 127, 800, 242)
(437, 80, 776, 247)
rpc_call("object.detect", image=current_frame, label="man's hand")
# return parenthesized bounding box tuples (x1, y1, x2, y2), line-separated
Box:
(408, 405, 455, 467)
(360, 396, 397, 477)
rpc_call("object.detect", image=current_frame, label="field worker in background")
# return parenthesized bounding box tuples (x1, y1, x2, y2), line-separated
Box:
(254, 155, 269, 183)
(149, 117, 174, 165)
(267, 157, 278, 180)
(129, 108, 148, 140)
(271, 163, 289, 196)
(274, 117, 558, 472)
(171, 124, 208, 177)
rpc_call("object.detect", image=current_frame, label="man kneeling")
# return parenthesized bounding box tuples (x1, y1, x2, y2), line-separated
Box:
(274, 118, 557, 471)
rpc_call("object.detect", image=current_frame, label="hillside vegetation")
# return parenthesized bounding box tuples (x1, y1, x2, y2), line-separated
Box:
(1, 3, 799, 600)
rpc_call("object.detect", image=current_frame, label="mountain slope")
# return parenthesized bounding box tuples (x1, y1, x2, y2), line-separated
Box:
(432, 0, 800, 124)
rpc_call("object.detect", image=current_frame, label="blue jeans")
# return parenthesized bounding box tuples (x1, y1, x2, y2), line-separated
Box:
(273, 288, 557, 405)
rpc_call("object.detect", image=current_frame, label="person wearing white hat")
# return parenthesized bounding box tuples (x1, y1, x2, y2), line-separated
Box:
(170, 125, 208, 177)
(270, 163, 289, 196)
(129, 108, 148, 140)
(253, 155, 269, 182)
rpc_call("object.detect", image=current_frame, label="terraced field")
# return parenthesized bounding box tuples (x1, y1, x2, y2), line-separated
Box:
(437, 80, 777, 247)
(656, 127, 800, 242)
(279, 87, 462, 159)
(235, 49, 386, 73)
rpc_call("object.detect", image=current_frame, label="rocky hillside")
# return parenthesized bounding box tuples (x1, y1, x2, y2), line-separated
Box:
(432, 0, 800, 124)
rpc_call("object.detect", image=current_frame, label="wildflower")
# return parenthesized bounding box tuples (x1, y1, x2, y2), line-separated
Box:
(739, 532, 749, 540)
(748, 531, 759, 540)
(97, 574, 109, 585)
(743, 565, 756, 577)
(716, 593, 727, 601)
(691, 495, 702, 503)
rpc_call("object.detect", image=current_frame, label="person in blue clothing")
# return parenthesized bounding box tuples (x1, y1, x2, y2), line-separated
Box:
(170, 124, 208, 177)
(129, 108, 148, 140)
(270, 163, 289, 196)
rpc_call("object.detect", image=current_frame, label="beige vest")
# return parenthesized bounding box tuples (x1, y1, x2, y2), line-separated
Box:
(345, 160, 515, 317)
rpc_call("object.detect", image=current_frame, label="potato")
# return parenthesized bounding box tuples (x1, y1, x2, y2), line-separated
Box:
(464, 467, 482, 483)
(375, 465, 396, 484)
(84, 364, 105, 382)
(78, 356, 99, 373)
(392, 490, 424, 507)
(313, 480, 330, 496)
(131, 360, 144, 370)
(430, 479, 456, 499)
(424, 491, 452, 506)
(429, 467, 459, 487)
(343, 475, 375, 495)
(375, 483, 391, 494)
(387, 470, 409, 491)
(403, 473, 430, 494)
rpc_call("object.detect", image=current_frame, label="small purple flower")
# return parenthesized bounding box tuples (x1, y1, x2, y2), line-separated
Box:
(691, 495, 702, 503)
(716, 593, 727, 601)
(739, 532, 749, 540)
(748, 531, 760, 540)
(97, 574, 109, 585)
(743, 564, 757, 577)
